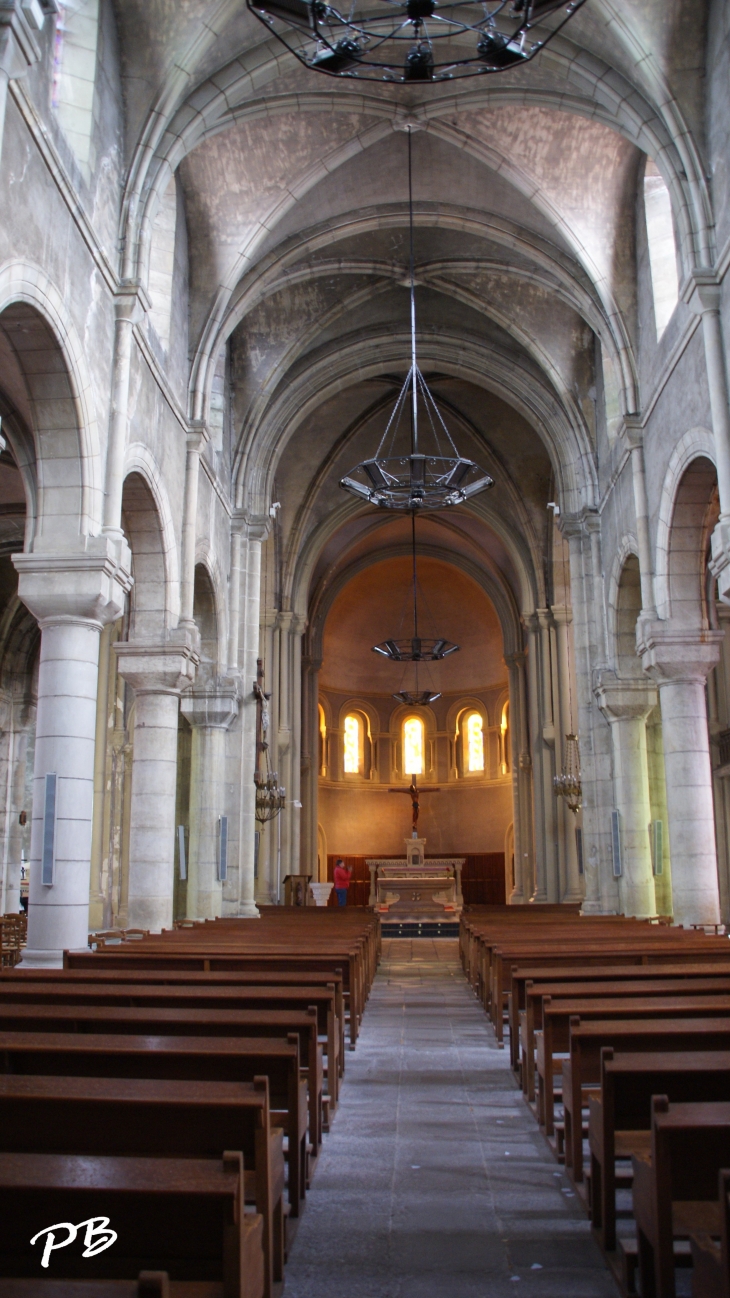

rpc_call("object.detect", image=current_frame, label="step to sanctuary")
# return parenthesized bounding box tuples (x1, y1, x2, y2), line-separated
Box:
(380, 920, 461, 937)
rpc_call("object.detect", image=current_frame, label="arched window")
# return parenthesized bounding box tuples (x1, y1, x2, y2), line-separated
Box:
(500, 700, 510, 775)
(343, 714, 360, 774)
(466, 712, 484, 773)
(403, 716, 424, 775)
(52, 1, 100, 175)
(643, 159, 679, 341)
(148, 177, 178, 353)
(318, 704, 327, 776)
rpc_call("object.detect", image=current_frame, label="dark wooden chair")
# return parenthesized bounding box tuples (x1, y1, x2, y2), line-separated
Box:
(690, 1168, 730, 1298)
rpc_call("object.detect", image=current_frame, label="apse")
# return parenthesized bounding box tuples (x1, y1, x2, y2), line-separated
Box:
(317, 551, 513, 858)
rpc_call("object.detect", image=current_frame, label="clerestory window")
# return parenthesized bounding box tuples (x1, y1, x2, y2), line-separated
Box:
(403, 716, 424, 776)
(643, 159, 679, 341)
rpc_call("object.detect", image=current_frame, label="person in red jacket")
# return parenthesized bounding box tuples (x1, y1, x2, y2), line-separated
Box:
(333, 858, 352, 907)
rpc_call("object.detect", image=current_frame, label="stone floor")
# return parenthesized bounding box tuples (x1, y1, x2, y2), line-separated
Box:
(285, 939, 618, 1298)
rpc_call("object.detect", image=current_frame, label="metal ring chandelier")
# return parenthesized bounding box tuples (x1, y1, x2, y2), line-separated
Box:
(246, 0, 585, 83)
(339, 129, 494, 511)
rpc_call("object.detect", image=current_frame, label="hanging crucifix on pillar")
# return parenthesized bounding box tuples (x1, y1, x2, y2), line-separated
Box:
(253, 658, 286, 823)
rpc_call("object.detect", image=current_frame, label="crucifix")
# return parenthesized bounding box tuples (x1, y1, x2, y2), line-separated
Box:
(388, 775, 440, 834)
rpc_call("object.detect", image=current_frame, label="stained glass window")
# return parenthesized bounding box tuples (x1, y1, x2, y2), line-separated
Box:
(343, 714, 360, 773)
(403, 716, 424, 775)
(467, 712, 484, 772)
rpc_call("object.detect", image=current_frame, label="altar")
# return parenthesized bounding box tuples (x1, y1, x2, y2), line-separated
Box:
(366, 838, 464, 918)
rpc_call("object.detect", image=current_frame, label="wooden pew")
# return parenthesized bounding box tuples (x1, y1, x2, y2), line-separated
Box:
(0, 1031, 292, 1286)
(690, 1169, 730, 1298)
(68, 948, 364, 1049)
(560, 1019, 730, 1187)
(632, 1099, 730, 1298)
(588, 1050, 730, 1251)
(509, 961, 730, 1073)
(0, 981, 328, 1148)
(0, 1150, 264, 1298)
(0, 1277, 171, 1297)
(3, 965, 346, 1094)
(0, 1002, 314, 1215)
(536, 995, 730, 1138)
(520, 975, 730, 1100)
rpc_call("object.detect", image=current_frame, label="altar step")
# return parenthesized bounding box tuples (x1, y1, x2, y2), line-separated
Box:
(380, 920, 461, 938)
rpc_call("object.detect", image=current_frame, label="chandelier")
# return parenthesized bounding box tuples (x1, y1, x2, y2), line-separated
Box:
(340, 129, 493, 511)
(374, 515, 458, 706)
(253, 659, 287, 823)
(246, 0, 586, 83)
(553, 732, 582, 814)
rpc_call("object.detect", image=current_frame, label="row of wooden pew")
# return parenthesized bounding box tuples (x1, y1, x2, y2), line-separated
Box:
(0, 906, 379, 1297)
(460, 904, 730, 1297)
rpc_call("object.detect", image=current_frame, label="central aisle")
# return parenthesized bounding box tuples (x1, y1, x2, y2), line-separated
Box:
(285, 939, 617, 1298)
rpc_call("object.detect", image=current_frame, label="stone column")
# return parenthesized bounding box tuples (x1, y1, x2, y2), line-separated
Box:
(179, 423, 207, 628)
(504, 652, 525, 903)
(595, 674, 658, 917)
(13, 541, 132, 965)
(237, 518, 269, 917)
(0, 2, 47, 167)
(685, 276, 730, 604)
(103, 286, 149, 537)
(300, 653, 322, 880)
(181, 681, 239, 920)
(640, 624, 724, 925)
(114, 632, 199, 931)
(525, 613, 548, 902)
(551, 604, 583, 904)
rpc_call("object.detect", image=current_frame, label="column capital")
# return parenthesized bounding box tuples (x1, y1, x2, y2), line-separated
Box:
(302, 655, 323, 673)
(559, 506, 601, 539)
(682, 269, 722, 315)
(550, 603, 573, 627)
(180, 677, 239, 730)
(113, 281, 150, 324)
(504, 651, 526, 670)
(594, 670, 657, 722)
(233, 509, 272, 543)
(186, 419, 209, 453)
(0, 1, 55, 81)
(13, 535, 132, 628)
(637, 621, 724, 684)
(617, 414, 645, 450)
(535, 606, 552, 631)
(114, 627, 199, 696)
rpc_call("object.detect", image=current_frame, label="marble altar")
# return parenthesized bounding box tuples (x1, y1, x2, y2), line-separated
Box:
(367, 839, 464, 918)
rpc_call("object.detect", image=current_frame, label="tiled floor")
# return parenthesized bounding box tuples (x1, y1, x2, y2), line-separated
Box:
(285, 939, 618, 1298)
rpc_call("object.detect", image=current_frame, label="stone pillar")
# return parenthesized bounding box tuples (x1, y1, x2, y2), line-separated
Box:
(621, 420, 657, 616)
(685, 276, 730, 605)
(12, 541, 132, 965)
(103, 286, 149, 537)
(504, 652, 525, 903)
(525, 614, 548, 903)
(181, 681, 239, 920)
(551, 605, 583, 904)
(300, 653, 322, 880)
(0, 2, 47, 167)
(179, 424, 207, 628)
(640, 624, 724, 925)
(114, 632, 199, 932)
(237, 518, 268, 917)
(595, 674, 658, 917)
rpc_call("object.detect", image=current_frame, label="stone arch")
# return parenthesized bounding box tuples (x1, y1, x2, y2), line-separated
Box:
(121, 472, 172, 639)
(123, 445, 180, 630)
(613, 550, 643, 680)
(654, 427, 715, 619)
(0, 262, 103, 542)
(665, 457, 719, 631)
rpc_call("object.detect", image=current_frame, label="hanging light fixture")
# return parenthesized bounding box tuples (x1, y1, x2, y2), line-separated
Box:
(373, 513, 459, 667)
(553, 732, 582, 814)
(246, 0, 586, 84)
(339, 128, 493, 512)
(253, 659, 287, 823)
